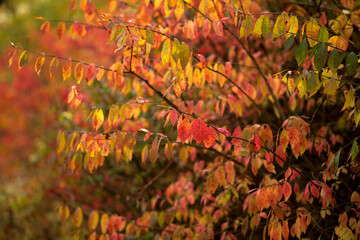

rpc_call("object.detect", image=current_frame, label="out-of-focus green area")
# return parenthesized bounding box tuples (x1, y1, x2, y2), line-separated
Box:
(0, 0, 70, 49)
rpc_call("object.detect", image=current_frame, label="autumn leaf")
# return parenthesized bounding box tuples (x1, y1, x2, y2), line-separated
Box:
(62, 59, 72, 81)
(191, 118, 208, 143)
(93, 109, 104, 131)
(73, 207, 83, 227)
(203, 127, 216, 148)
(282, 182, 292, 201)
(177, 116, 192, 143)
(100, 213, 109, 233)
(34, 55, 45, 76)
(88, 210, 99, 231)
(74, 62, 84, 84)
(40, 20, 50, 34)
(18, 50, 28, 69)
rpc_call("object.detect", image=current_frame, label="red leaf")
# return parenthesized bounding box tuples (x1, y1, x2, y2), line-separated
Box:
(169, 110, 178, 126)
(310, 184, 319, 198)
(304, 183, 310, 201)
(225, 161, 235, 184)
(197, 54, 206, 68)
(320, 12, 327, 25)
(177, 117, 191, 143)
(85, 64, 96, 82)
(191, 118, 208, 143)
(282, 182, 292, 201)
(217, 128, 230, 137)
(275, 145, 286, 167)
(231, 126, 242, 146)
(254, 134, 261, 151)
(203, 127, 217, 148)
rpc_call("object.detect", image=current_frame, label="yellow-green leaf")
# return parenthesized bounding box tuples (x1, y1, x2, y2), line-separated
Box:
(341, 88, 355, 111)
(262, 15, 271, 39)
(18, 50, 28, 69)
(240, 15, 254, 39)
(273, 12, 289, 38)
(73, 207, 83, 227)
(253, 15, 264, 38)
(161, 39, 171, 65)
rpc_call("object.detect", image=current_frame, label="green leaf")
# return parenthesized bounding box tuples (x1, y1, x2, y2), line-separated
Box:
(262, 15, 271, 39)
(328, 49, 340, 73)
(240, 15, 254, 40)
(334, 150, 340, 171)
(295, 39, 308, 66)
(341, 88, 355, 111)
(18, 50, 28, 69)
(314, 43, 328, 71)
(146, 29, 155, 45)
(346, 52, 358, 75)
(350, 139, 359, 161)
(172, 38, 181, 61)
(317, 26, 329, 42)
(180, 42, 190, 69)
(284, 34, 295, 50)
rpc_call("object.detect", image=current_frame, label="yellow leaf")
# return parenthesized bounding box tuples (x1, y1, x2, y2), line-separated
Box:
(93, 109, 104, 131)
(34, 55, 45, 76)
(88, 210, 99, 231)
(286, 16, 298, 39)
(62, 59, 72, 81)
(74, 62, 84, 84)
(273, 11, 289, 38)
(18, 50, 28, 69)
(306, 18, 320, 47)
(253, 15, 264, 38)
(161, 39, 171, 65)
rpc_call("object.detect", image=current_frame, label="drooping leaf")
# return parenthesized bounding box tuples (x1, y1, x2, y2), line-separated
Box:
(306, 18, 320, 47)
(62, 59, 72, 81)
(93, 109, 104, 131)
(88, 210, 99, 231)
(74, 62, 84, 84)
(73, 207, 83, 227)
(295, 39, 308, 66)
(282, 182, 292, 201)
(345, 52, 358, 75)
(40, 20, 50, 34)
(177, 116, 192, 143)
(341, 88, 355, 111)
(273, 12, 288, 38)
(261, 15, 271, 39)
(253, 15, 264, 38)
(161, 39, 171, 65)
(56, 21, 66, 39)
(239, 15, 254, 39)
(317, 26, 329, 42)
(350, 139, 359, 161)
(286, 16, 298, 39)
(328, 49, 340, 73)
(100, 213, 109, 234)
(18, 50, 28, 69)
(34, 55, 45, 76)
(314, 43, 328, 71)
(57, 130, 66, 155)
(191, 118, 208, 143)
(49, 57, 59, 79)
(85, 64, 96, 82)
(203, 126, 217, 148)
(284, 34, 295, 50)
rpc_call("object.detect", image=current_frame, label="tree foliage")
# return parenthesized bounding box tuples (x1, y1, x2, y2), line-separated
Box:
(5, 0, 360, 239)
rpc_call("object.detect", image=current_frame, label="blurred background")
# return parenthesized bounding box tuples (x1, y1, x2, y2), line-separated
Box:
(1, 1, 81, 239)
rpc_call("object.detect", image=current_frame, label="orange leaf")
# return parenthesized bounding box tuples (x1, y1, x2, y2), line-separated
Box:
(49, 57, 59, 79)
(177, 116, 191, 143)
(62, 59, 72, 81)
(74, 63, 84, 84)
(34, 55, 45, 76)
(275, 145, 286, 167)
(224, 161, 235, 184)
(203, 127, 216, 148)
(56, 22, 66, 39)
(282, 220, 289, 240)
(40, 20, 50, 34)
(8, 47, 17, 67)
